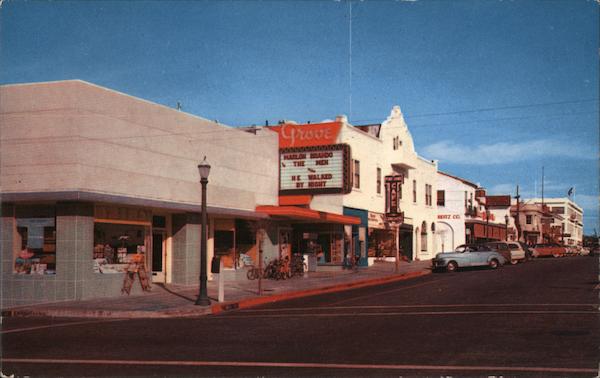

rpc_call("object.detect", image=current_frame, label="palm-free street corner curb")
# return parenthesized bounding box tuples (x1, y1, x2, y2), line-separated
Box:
(1, 265, 432, 319)
(211, 270, 431, 314)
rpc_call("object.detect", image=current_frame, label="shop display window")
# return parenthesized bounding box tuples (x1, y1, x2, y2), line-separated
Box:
(215, 230, 235, 268)
(298, 231, 344, 264)
(368, 229, 397, 257)
(93, 222, 148, 274)
(14, 218, 56, 275)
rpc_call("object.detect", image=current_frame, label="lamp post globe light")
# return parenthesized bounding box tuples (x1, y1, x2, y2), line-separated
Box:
(195, 156, 211, 306)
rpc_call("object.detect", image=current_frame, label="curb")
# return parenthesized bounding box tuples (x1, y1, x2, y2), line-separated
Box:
(2, 268, 431, 319)
(2, 306, 214, 319)
(211, 269, 431, 314)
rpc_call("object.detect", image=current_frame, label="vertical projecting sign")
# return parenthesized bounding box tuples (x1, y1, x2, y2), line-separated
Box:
(385, 175, 404, 223)
(279, 144, 352, 195)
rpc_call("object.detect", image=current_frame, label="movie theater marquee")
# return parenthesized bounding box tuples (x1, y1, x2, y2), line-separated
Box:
(279, 144, 351, 195)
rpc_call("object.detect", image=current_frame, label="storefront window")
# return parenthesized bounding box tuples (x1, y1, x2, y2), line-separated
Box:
(215, 219, 236, 269)
(368, 229, 396, 257)
(15, 218, 56, 275)
(93, 222, 148, 274)
(294, 226, 344, 265)
(236, 219, 256, 267)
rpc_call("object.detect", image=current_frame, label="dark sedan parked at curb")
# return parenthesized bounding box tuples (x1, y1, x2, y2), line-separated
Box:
(432, 244, 507, 272)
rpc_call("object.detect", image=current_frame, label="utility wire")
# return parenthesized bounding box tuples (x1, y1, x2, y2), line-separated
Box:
(350, 98, 599, 125)
(2, 108, 597, 148)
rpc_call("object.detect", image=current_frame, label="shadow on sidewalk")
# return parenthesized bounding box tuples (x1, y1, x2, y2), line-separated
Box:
(154, 283, 195, 302)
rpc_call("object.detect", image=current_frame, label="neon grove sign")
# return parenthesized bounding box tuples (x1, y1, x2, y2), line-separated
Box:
(280, 124, 334, 147)
(270, 122, 342, 148)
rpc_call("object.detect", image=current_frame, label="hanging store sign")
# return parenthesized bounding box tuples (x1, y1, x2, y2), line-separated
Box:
(385, 175, 404, 223)
(279, 144, 352, 195)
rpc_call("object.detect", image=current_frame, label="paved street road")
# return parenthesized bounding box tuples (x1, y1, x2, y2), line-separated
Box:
(2, 256, 599, 377)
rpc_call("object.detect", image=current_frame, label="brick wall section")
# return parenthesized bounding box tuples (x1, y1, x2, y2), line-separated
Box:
(56, 202, 93, 301)
(171, 213, 201, 285)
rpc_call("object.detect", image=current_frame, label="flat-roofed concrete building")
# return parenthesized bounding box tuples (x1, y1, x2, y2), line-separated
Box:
(0, 80, 279, 307)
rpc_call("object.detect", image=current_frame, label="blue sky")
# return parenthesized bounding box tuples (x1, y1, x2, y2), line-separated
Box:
(1, 0, 598, 233)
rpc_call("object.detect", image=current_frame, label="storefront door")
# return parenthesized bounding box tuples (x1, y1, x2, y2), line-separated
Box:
(400, 227, 413, 261)
(152, 231, 166, 283)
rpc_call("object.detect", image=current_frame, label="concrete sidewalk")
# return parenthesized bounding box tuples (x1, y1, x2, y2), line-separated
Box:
(2, 260, 432, 319)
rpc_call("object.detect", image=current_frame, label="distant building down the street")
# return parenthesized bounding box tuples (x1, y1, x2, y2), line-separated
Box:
(525, 198, 583, 247)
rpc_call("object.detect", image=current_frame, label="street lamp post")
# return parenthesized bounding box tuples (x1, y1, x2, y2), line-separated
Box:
(195, 156, 211, 306)
(504, 214, 509, 241)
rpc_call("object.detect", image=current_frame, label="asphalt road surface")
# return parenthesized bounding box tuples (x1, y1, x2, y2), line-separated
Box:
(2, 256, 599, 377)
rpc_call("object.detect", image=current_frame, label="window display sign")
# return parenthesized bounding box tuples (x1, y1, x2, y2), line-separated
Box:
(279, 144, 351, 195)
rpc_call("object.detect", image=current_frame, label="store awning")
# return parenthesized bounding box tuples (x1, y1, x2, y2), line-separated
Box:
(256, 205, 361, 225)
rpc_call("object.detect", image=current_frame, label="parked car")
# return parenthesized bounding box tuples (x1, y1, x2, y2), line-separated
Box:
(519, 241, 534, 261)
(578, 247, 590, 256)
(506, 242, 527, 264)
(484, 242, 512, 264)
(432, 244, 506, 272)
(531, 243, 567, 258)
(564, 246, 577, 256)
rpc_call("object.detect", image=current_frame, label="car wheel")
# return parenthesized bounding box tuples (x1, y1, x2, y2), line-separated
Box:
(489, 259, 499, 269)
(510, 259, 518, 265)
(446, 261, 458, 272)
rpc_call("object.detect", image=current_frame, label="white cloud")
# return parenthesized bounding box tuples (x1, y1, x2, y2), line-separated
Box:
(423, 139, 597, 165)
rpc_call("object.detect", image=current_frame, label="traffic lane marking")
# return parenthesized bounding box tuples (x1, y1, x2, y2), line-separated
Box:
(326, 279, 444, 306)
(0, 318, 129, 335)
(2, 358, 597, 374)
(230, 303, 599, 314)
(215, 310, 599, 319)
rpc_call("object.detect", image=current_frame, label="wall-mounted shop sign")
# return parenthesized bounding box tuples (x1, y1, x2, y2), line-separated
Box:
(385, 175, 404, 223)
(368, 211, 386, 229)
(485, 195, 511, 207)
(279, 144, 352, 195)
(438, 214, 462, 220)
(270, 122, 342, 148)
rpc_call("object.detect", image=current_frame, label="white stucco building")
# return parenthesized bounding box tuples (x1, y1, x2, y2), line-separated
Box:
(435, 171, 480, 251)
(269, 106, 439, 262)
(527, 198, 583, 246)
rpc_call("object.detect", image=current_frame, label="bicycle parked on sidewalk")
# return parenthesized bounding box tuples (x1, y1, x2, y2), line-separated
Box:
(290, 254, 307, 277)
(247, 256, 306, 280)
(345, 253, 361, 271)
